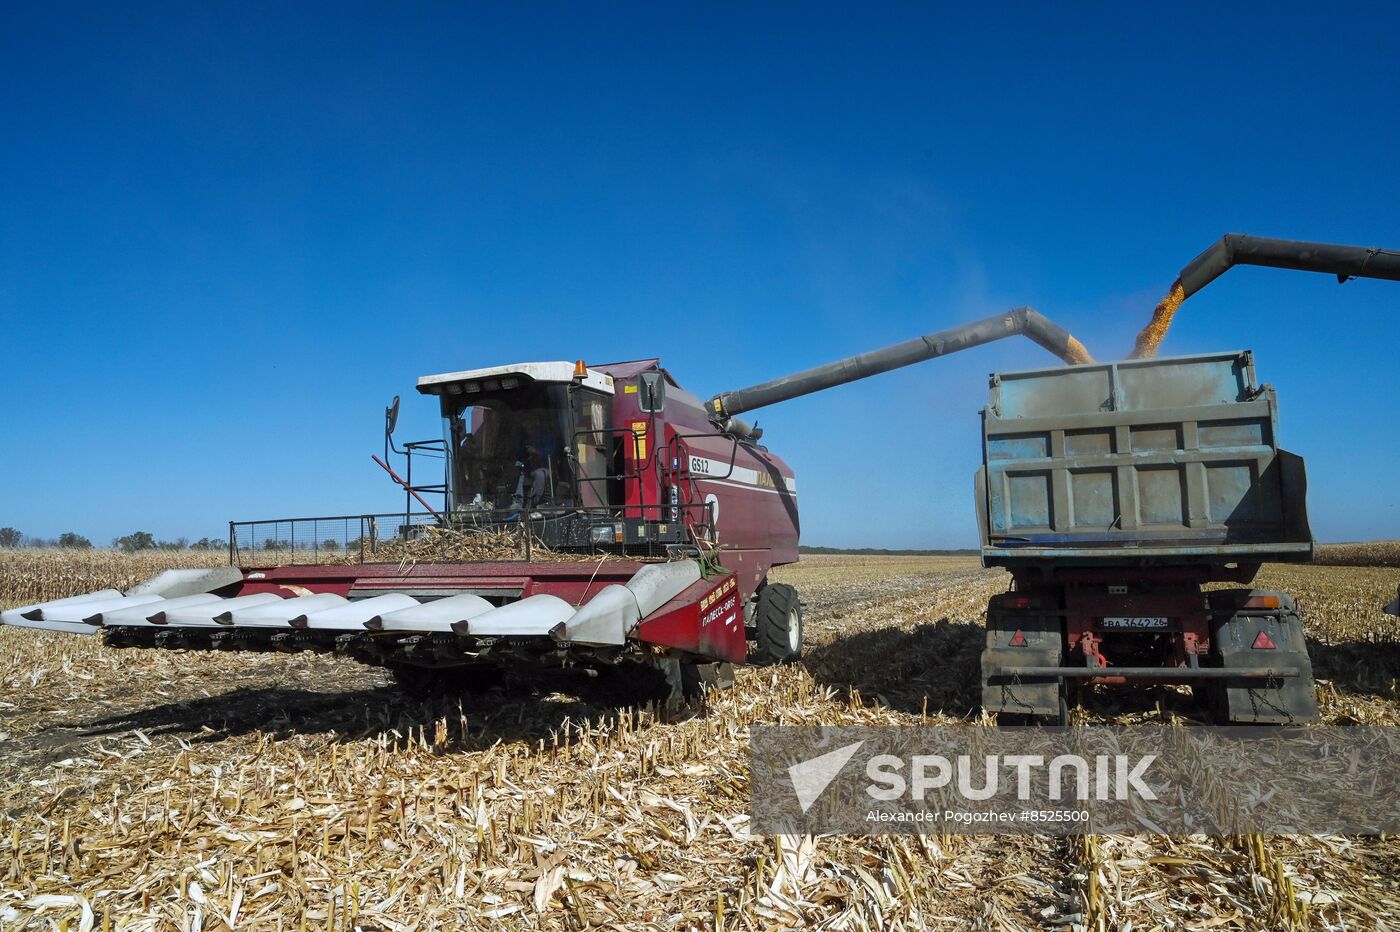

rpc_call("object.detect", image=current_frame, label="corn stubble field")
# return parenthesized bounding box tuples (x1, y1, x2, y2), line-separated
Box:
(1, 548, 1398, 930)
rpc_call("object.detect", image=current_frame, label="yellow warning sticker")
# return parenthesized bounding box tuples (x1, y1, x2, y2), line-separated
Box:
(631, 421, 648, 459)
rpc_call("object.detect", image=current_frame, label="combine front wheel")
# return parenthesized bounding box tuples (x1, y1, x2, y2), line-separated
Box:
(752, 583, 803, 664)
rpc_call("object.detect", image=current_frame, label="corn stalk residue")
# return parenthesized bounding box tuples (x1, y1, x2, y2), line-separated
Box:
(1130, 279, 1187, 359)
(3, 552, 1400, 926)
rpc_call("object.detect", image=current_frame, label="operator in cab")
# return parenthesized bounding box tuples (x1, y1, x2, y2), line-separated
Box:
(512, 448, 550, 511)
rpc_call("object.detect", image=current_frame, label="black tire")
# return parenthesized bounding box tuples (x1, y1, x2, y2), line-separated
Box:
(753, 583, 803, 664)
(390, 664, 503, 699)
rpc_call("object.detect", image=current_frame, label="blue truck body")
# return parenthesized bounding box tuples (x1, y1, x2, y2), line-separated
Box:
(977, 351, 1312, 568)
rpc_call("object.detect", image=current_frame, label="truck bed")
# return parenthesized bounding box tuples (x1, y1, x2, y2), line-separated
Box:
(976, 351, 1312, 567)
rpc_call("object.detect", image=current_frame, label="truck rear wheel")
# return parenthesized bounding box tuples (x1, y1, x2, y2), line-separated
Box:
(753, 583, 803, 664)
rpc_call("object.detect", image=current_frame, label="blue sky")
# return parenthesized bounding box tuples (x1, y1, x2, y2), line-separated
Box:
(2, 3, 1397, 548)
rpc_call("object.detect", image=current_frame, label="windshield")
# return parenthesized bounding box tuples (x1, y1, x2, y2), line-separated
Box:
(441, 383, 612, 513)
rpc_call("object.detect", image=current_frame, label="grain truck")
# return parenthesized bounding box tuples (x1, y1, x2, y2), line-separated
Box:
(975, 350, 1316, 724)
(705, 233, 1398, 723)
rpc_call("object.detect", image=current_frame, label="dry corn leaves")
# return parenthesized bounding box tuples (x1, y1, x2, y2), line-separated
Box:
(1, 552, 1398, 929)
(0, 550, 231, 612)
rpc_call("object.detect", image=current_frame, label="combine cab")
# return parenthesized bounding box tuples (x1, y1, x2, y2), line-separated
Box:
(410, 358, 799, 582)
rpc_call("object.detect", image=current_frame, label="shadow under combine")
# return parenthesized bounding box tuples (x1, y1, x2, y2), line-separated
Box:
(75, 663, 677, 751)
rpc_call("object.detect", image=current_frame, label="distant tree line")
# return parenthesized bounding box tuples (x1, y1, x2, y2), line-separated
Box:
(258, 538, 345, 551)
(111, 532, 229, 553)
(0, 527, 226, 552)
(0, 528, 95, 549)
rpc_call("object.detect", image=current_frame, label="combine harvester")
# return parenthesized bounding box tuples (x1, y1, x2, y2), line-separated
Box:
(1, 312, 1089, 701)
(4, 235, 1395, 717)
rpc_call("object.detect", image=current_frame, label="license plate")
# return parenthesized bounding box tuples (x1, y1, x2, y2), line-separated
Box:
(1100, 616, 1171, 630)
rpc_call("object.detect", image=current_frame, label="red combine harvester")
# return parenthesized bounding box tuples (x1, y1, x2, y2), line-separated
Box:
(1, 310, 1090, 700)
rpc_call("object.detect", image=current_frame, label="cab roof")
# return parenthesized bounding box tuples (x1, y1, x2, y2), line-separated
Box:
(416, 361, 615, 396)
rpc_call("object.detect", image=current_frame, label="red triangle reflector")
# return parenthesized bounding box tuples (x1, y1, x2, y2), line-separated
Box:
(1251, 630, 1277, 650)
(1008, 630, 1026, 647)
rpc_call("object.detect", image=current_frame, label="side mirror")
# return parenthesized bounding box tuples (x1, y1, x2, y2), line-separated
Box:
(385, 395, 401, 438)
(638, 371, 666, 413)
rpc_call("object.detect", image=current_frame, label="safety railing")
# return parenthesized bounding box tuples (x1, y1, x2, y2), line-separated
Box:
(661, 433, 738, 543)
(229, 512, 441, 565)
(228, 501, 722, 566)
(400, 439, 448, 512)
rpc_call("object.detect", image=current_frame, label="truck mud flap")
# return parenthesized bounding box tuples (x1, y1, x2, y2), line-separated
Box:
(982, 649, 1064, 717)
(1210, 592, 1319, 724)
(981, 602, 1063, 717)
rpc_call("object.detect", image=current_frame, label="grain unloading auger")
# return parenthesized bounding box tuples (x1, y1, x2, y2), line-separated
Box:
(708, 232, 1397, 726)
(4, 311, 1094, 701)
(1131, 233, 1400, 357)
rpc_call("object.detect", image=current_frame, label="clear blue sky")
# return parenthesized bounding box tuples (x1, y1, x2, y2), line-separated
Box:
(2, 3, 1397, 548)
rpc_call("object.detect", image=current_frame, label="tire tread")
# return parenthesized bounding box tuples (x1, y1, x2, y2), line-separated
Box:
(754, 583, 801, 663)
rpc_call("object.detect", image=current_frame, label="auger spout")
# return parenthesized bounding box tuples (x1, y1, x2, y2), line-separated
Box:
(1177, 234, 1400, 299)
(1132, 234, 1400, 358)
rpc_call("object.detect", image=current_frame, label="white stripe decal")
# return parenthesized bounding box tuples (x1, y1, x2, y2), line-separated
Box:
(699, 478, 798, 497)
(687, 455, 797, 493)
